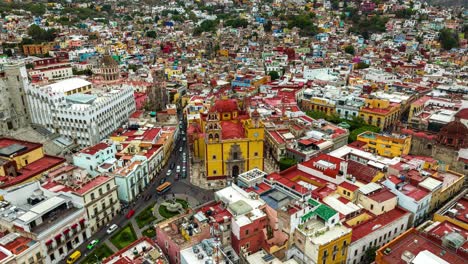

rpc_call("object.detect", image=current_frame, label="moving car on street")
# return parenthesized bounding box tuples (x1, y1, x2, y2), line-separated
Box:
(87, 240, 99, 250)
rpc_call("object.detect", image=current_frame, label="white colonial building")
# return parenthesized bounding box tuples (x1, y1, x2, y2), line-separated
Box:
(25, 77, 136, 147)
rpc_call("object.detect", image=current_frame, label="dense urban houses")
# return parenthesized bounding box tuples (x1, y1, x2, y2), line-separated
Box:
(0, 0, 467, 264)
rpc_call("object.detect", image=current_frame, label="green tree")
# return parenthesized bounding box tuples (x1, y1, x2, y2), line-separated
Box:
(27, 4, 46, 16)
(193, 20, 218, 36)
(362, 246, 379, 264)
(27, 25, 57, 43)
(439, 28, 459, 50)
(101, 4, 112, 13)
(268, 71, 280, 80)
(306, 110, 328, 120)
(264, 20, 272, 32)
(188, 11, 198, 22)
(146, 30, 157, 38)
(344, 45, 355, 55)
(279, 157, 297, 171)
(287, 13, 318, 37)
(225, 18, 249, 28)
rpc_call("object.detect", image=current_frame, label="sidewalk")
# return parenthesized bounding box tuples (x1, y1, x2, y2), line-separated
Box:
(104, 240, 119, 252)
(130, 218, 143, 237)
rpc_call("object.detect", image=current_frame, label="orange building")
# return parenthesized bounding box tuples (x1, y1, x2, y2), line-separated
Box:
(22, 43, 52, 55)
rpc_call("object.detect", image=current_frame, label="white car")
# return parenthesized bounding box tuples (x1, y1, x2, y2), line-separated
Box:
(176, 165, 181, 173)
(107, 224, 118, 234)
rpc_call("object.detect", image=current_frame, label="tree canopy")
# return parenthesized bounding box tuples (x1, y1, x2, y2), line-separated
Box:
(193, 20, 219, 36)
(287, 13, 318, 37)
(344, 45, 355, 55)
(279, 157, 297, 171)
(26, 25, 57, 44)
(439, 28, 459, 50)
(268, 71, 280, 80)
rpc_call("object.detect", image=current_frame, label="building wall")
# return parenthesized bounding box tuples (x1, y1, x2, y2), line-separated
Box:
(231, 216, 268, 254)
(15, 239, 44, 264)
(26, 84, 135, 147)
(0, 62, 31, 134)
(429, 171, 465, 212)
(346, 213, 410, 264)
(383, 181, 431, 226)
(357, 133, 411, 158)
(11, 146, 44, 169)
(409, 136, 468, 178)
(73, 144, 117, 175)
(113, 160, 149, 202)
(357, 193, 398, 216)
(337, 186, 357, 201)
(83, 178, 121, 233)
(316, 231, 352, 264)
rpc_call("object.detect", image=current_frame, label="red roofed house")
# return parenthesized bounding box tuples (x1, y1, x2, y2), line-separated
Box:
(72, 142, 117, 176)
(0, 138, 65, 189)
(376, 224, 467, 264)
(189, 99, 265, 188)
(0, 233, 43, 264)
(43, 164, 121, 234)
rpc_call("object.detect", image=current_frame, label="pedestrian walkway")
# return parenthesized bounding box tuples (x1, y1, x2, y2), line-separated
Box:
(104, 240, 118, 252)
(130, 218, 143, 237)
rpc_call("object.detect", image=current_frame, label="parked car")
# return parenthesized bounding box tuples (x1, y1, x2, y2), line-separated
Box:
(87, 240, 99, 250)
(170, 163, 175, 169)
(176, 165, 181, 173)
(106, 224, 118, 234)
(126, 209, 135, 219)
(179, 147, 183, 152)
(166, 170, 172, 177)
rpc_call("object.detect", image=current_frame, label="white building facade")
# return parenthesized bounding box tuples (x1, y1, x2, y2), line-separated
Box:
(25, 78, 136, 147)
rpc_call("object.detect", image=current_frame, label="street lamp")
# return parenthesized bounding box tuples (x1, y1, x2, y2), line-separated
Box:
(94, 254, 100, 264)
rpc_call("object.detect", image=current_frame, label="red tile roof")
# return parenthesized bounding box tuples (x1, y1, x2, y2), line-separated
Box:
(74, 176, 111, 195)
(400, 184, 430, 201)
(80, 143, 110, 155)
(368, 189, 396, 203)
(0, 138, 42, 157)
(220, 121, 245, 139)
(347, 160, 378, 183)
(349, 207, 409, 241)
(378, 228, 467, 264)
(339, 181, 359, 192)
(0, 155, 65, 189)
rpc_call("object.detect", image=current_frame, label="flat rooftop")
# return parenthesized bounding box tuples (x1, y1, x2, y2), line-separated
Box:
(379, 229, 466, 264)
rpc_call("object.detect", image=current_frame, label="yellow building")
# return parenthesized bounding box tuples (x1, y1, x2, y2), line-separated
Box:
(359, 98, 400, 130)
(0, 138, 65, 188)
(433, 189, 468, 230)
(296, 199, 352, 264)
(165, 66, 183, 79)
(302, 97, 336, 115)
(428, 170, 465, 212)
(357, 131, 412, 158)
(189, 99, 264, 180)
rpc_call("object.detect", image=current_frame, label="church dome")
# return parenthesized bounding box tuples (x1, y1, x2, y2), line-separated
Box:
(436, 120, 468, 149)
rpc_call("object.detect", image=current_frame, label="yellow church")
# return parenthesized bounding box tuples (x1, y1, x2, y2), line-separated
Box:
(188, 99, 264, 182)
